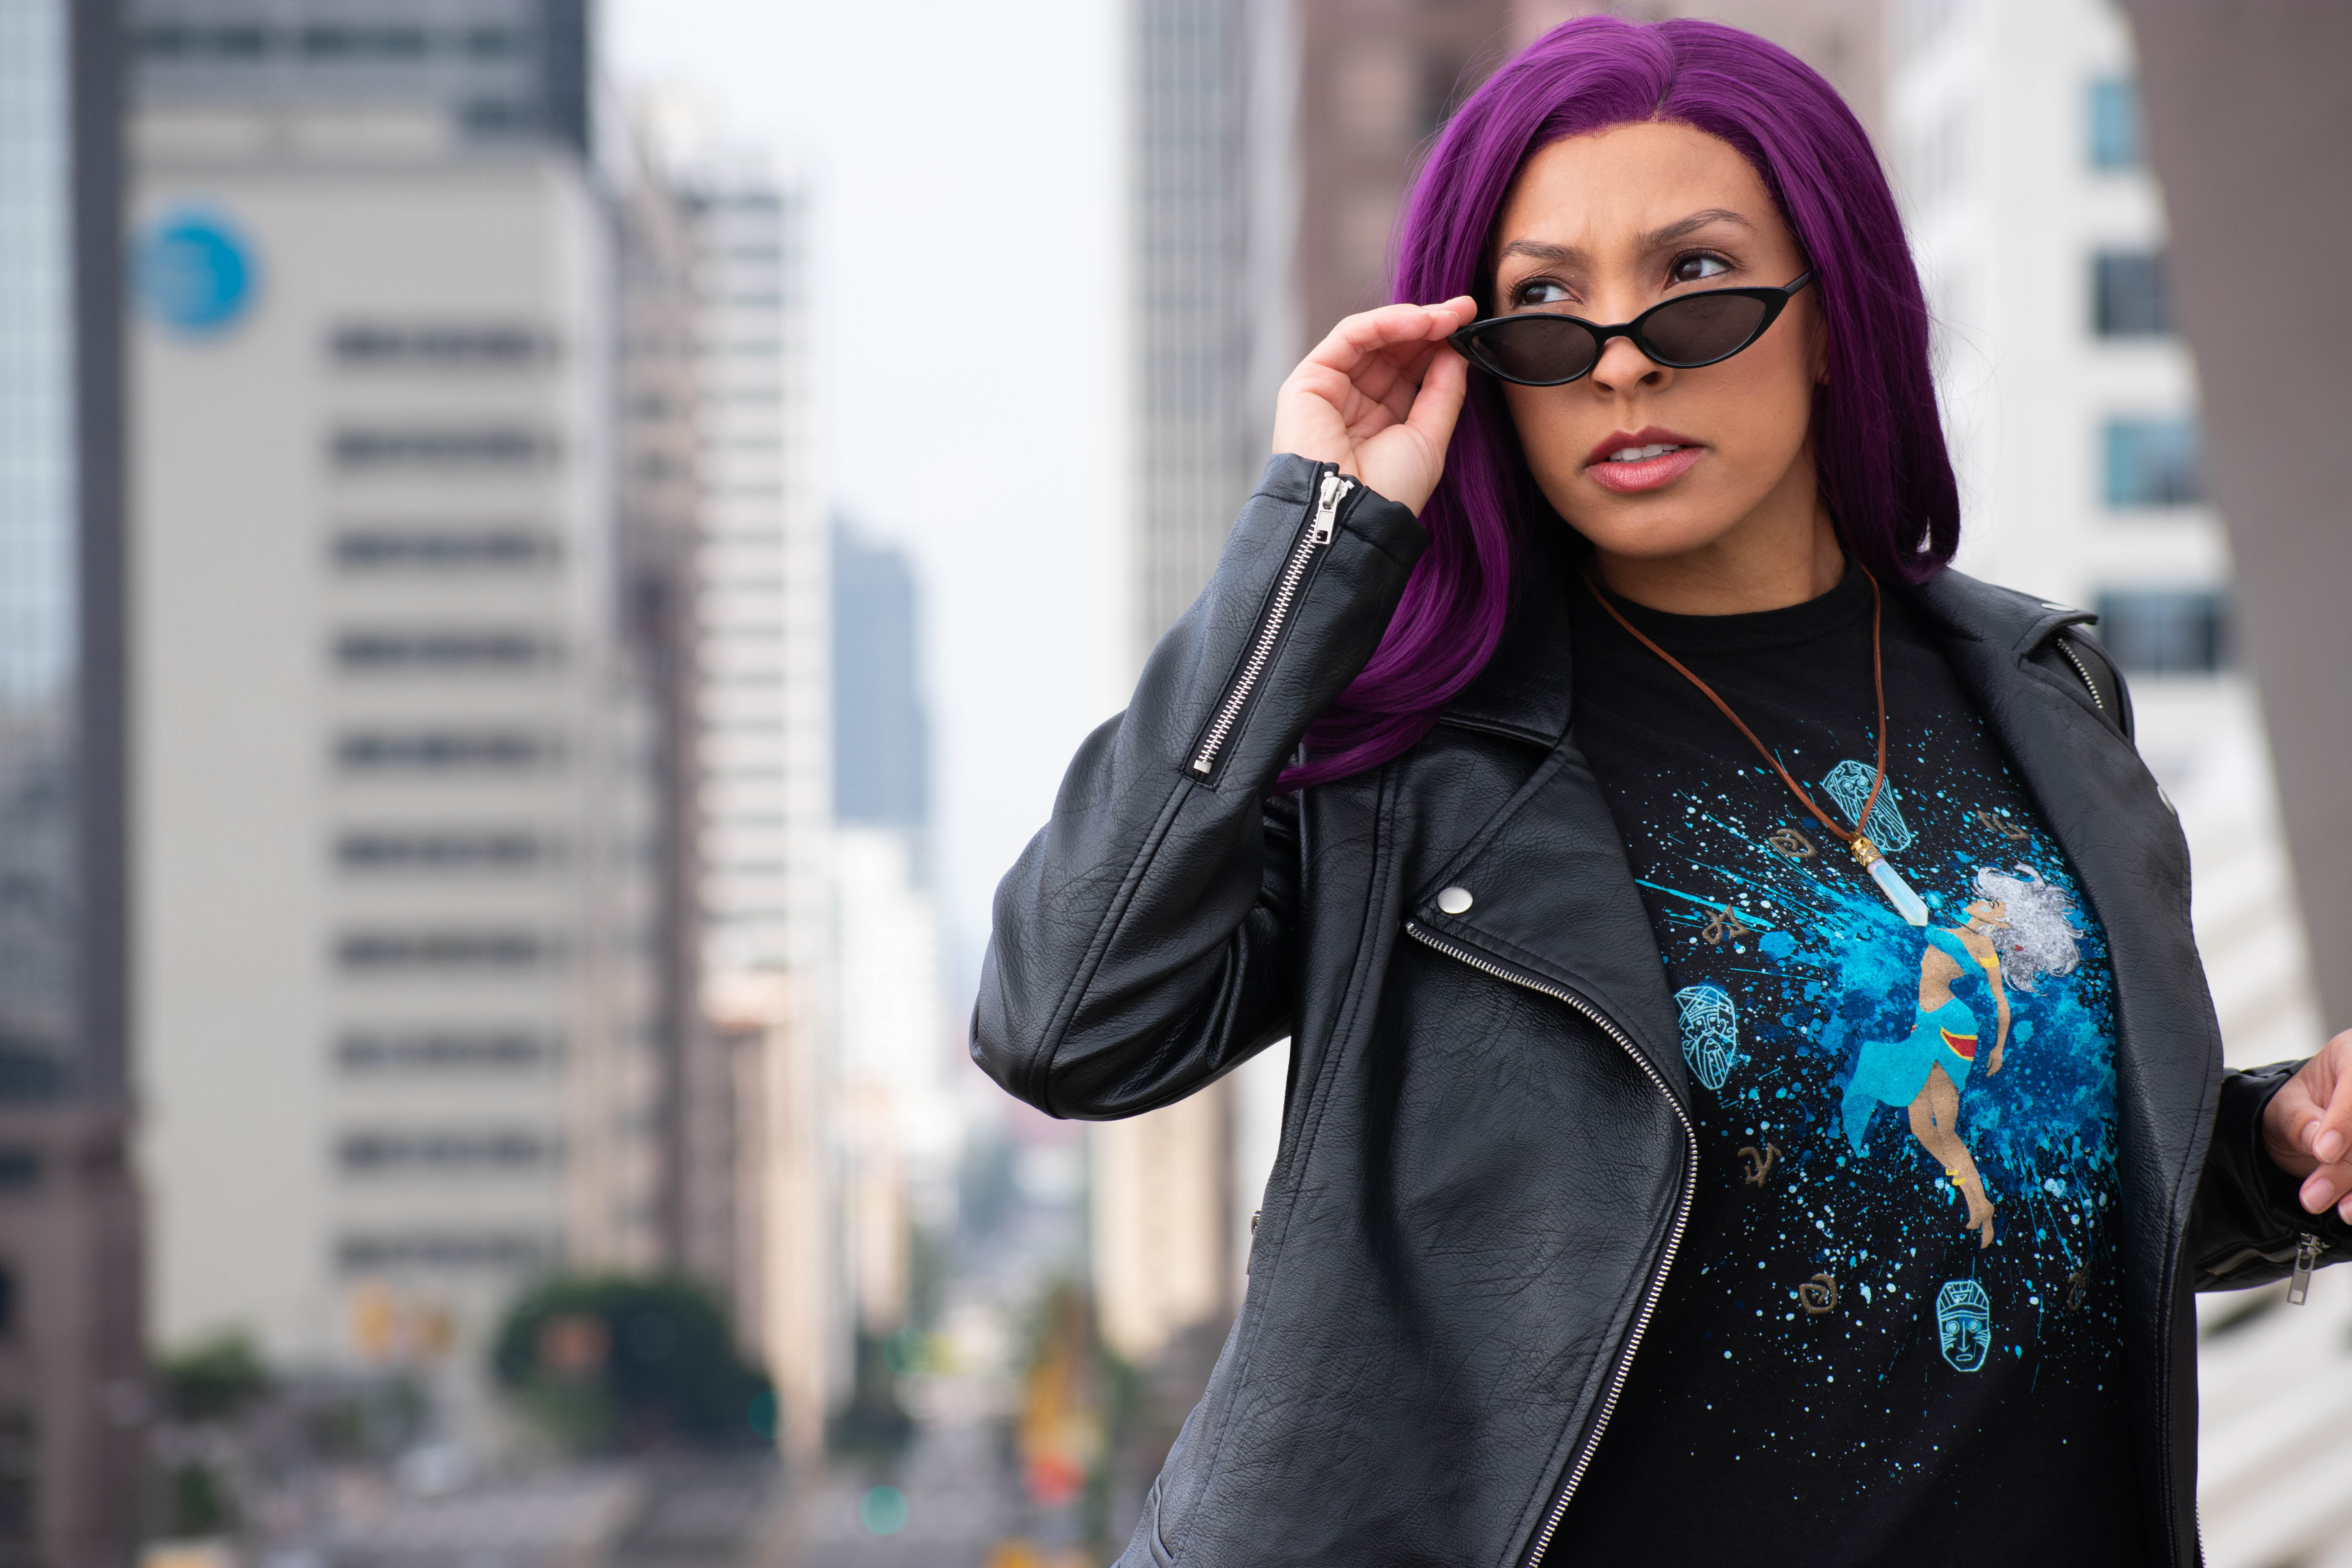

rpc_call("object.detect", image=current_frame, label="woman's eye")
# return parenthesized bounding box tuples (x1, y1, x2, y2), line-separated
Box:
(1669, 252, 1735, 285)
(1512, 278, 1574, 308)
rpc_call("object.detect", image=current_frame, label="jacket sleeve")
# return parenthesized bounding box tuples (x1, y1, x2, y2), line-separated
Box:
(971, 454, 1427, 1121)
(2184, 1060, 2352, 1290)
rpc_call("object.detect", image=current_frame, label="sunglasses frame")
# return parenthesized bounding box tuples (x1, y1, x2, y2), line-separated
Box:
(1448, 271, 1815, 387)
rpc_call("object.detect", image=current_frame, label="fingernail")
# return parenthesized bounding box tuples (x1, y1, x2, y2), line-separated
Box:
(2303, 1175, 2337, 1213)
(2320, 1129, 2347, 1164)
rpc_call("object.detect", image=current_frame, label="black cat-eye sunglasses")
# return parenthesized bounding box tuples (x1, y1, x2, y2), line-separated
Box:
(1447, 272, 1814, 387)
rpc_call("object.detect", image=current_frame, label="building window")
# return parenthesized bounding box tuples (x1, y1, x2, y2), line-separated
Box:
(2087, 77, 2142, 169)
(298, 24, 429, 59)
(335, 931, 551, 972)
(334, 527, 556, 571)
(330, 323, 555, 369)
(330, 427, 556, 470)
(2092, 250, 2172, 336)
(336, 1232, 555, 1272)
(2093, 589, 2229, 674)
(336, 730, 554, 771)
(333, 632, 557, 671)
(337, 1130, 555, 1174)
(336, 832, 553, 870)
(337, 1031, 556, 1071)
(2102, 417, 2203, 507)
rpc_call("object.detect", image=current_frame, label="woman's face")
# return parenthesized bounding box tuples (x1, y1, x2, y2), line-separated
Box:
(1490, 121, 1825, 564)
(1966, 898, 2009, 931)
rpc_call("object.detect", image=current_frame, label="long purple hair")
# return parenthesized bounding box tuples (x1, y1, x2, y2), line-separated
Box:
(1283, 16, 1958, 790)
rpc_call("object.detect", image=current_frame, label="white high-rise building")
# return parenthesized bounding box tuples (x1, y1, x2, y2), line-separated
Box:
(127, 1, 659, 1425)
(681, 166, 840, 1457)
(1886, 2, 2343, 1560)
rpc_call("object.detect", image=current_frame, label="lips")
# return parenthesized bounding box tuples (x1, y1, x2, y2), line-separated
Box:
(1584, 426, 1705, 495)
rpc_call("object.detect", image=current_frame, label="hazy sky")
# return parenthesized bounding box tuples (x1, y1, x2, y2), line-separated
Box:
(607, 0, 1129, 982)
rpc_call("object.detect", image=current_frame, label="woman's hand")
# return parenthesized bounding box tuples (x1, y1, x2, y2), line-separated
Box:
(1271, 297, 1479, 516)
(2263, 1028, 2352, 1222)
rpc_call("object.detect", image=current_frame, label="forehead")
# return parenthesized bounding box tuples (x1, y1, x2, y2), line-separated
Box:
(1495, 121, 1784, 256)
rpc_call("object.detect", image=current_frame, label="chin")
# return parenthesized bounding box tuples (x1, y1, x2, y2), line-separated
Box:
(1562, 512, 1740, 560)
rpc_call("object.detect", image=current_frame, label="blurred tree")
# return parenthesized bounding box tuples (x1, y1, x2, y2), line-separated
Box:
(158, 1333, 270, 1423)
(492, 1275, 770, 1454)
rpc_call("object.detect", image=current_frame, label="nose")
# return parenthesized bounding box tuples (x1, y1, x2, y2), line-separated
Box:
(1590, 330, 1670, 392)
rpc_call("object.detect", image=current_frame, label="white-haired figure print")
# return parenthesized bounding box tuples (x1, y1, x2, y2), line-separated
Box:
(1971, 863, 2084, 995)
(1839, 862, 2083, 1249)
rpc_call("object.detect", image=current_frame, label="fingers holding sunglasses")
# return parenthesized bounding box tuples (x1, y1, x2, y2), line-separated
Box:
(1272, 298, 1476, 517)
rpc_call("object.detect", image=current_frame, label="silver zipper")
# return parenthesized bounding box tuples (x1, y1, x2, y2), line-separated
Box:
(2289, 1231, 2322, 1305)
(1403, 921, 1695, 1566)
(1189, 470, 1353, 777)
(2054, 633, 2107, 716)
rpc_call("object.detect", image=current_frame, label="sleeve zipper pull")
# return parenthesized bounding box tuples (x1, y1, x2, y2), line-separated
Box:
(2290, 1231, 2322, 1305)
(1310, 471, 1353, 545)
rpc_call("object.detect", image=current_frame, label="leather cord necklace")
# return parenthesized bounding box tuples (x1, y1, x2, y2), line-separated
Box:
(1579, 561, 1930, 927)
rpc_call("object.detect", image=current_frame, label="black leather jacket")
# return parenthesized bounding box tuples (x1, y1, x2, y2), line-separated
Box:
(973, 454, 2350, 1567)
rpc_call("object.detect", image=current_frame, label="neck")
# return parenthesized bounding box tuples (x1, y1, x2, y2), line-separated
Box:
(1591, 487, 1846, 616)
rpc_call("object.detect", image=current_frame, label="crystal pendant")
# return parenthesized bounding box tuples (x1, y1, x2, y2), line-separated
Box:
(1851, 836, 1928, 926)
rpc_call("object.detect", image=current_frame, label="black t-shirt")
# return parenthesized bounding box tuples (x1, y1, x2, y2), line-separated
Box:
(1548, 566, 2142, 1566)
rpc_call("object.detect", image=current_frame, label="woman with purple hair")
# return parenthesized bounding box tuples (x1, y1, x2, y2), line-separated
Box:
(974, 16, 2352, 1566)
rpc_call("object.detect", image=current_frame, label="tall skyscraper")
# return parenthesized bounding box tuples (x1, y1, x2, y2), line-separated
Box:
(832, 523, 955, 1340)
(611, 117, 730, 1301)
(681, 165, 838, 1458)
(127, 0, 657, 1432)
(0, 0, 147, 1558)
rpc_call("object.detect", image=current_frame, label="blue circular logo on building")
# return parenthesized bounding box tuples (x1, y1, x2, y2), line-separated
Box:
(136, 210, 258, 334)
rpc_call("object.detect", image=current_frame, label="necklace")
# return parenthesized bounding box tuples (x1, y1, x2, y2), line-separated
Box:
(1579, 562, 1930, 928)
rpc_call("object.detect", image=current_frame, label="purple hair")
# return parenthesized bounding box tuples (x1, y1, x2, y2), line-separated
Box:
(1283, 16, 1958, 790)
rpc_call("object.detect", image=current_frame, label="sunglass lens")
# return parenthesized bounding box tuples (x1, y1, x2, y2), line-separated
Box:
(1641, 293, 1770, 366)
(1469, 316, 1600, 384)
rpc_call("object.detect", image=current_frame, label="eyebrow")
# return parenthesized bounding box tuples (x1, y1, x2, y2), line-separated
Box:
(1494, 208, 1758, 271)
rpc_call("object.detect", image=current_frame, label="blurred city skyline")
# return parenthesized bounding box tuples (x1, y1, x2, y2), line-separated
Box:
(609, 0, 1131, 995)
(0, 0, 2345, 1563)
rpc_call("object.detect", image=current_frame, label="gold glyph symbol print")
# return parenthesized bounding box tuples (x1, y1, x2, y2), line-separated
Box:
(2067, 1269, 2089, 1312)
(1798, 1272, 1838, 1314)
(1701, 905, 1753, 944)
(1975, 808, 2031, 843)
(1766, 826, 1818, 860)
(1738, 1142, 1779, 1187)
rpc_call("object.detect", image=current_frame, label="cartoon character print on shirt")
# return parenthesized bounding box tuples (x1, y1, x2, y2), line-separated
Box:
(1638, 745, 2121, 1388)
(1839, 863, 2084, 1249)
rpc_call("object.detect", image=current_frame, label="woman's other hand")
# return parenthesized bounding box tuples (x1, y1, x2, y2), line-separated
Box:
(1270, 298, 1478, 516)
(2263, 1028, 2352, 1222)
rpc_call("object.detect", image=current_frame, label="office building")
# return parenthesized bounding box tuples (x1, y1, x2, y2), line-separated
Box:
(0, 0, 146, 1559)
(612, 119, 738, 1303)
(681, 164, 838, 1457)
(128, 0, 658, 1430)
(832, 523, 956, 1339)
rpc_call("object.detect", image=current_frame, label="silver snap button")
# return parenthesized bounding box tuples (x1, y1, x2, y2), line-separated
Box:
(1436, 886, 1474, 915)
